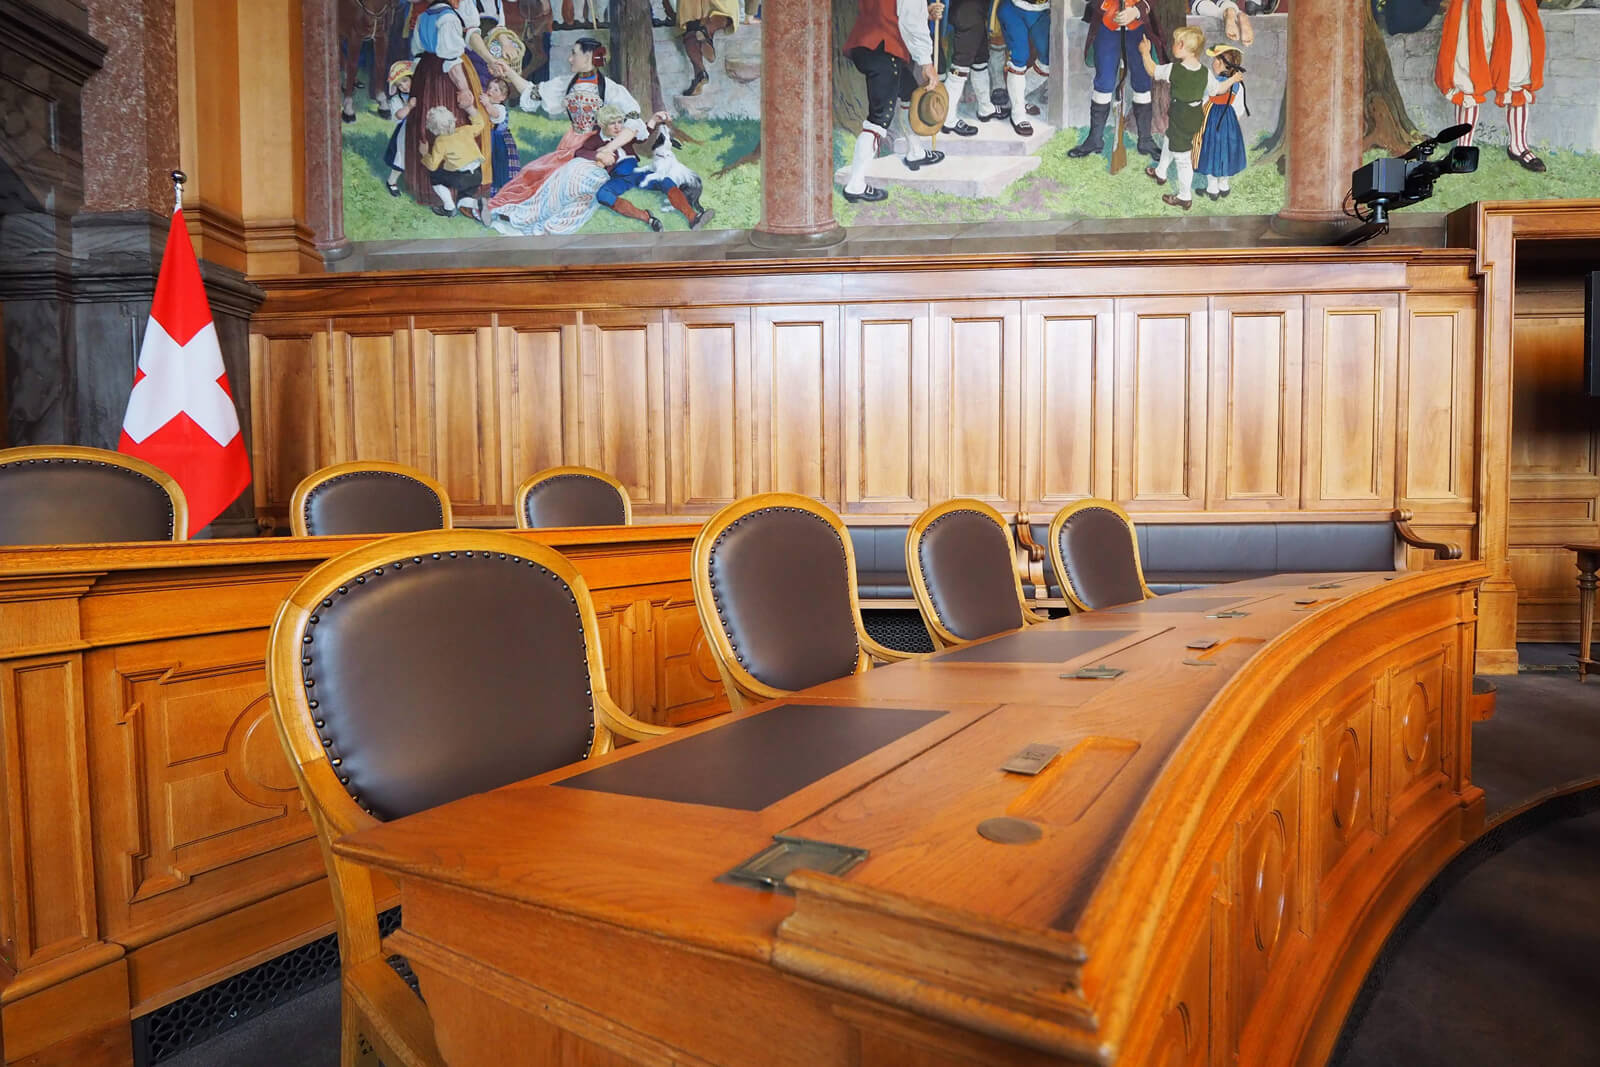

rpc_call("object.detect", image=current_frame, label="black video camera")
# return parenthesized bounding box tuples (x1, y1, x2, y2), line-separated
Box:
(1350, 124, 1479, 226)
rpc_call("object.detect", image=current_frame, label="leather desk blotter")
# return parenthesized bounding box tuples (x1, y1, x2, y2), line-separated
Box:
(557, 703, 944, 810)
(1107, 596, 1251, 614)
(935, 628, 1140, 664)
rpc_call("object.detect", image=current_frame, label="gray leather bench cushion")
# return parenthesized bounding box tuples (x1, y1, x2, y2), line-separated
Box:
(849, 527, 915, 599)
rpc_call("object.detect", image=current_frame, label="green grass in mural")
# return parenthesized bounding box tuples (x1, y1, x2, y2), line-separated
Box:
(341, 107, 761, 241)
(1362, 145, 1600, 215)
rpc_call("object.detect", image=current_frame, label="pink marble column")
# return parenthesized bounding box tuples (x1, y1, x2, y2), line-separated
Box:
(303, 0, 351, 262)
(751, 0, 845, 247)
(1276, 0, 1365, 231)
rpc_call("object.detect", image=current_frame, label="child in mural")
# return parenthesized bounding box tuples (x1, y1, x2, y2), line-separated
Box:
(1435, 0, 1547, 172)
(839, 0, 948, 204)
(1194, 45, 1247, 200)
(577, 105, 716, 230)
(677, 0, 738, 97)
(480, 78, 521, 195)
(1071, 1, 1167, 161)
(1139, 25, 1229, 211)
(419, 105, 489, 220)
(940, 0, 999, 135)
(404, 1, 495, 206)
(382, 60, 417, 196)
(997, 0, 1050, 137)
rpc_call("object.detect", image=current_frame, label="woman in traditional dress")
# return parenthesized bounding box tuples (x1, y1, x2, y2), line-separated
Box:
(484, 37, 659, 224)
(403, 0, 497, 204)
(1195, 45, 1247, 200)
(1435, 0, 1547, 172)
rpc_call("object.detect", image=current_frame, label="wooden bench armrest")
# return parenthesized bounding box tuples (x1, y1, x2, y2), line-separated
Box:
(1014, 519, 1046, 563)
(1392, 509, 1462, 560)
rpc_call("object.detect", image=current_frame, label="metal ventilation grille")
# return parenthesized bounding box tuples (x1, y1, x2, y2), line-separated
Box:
(861, 609, 934, 654)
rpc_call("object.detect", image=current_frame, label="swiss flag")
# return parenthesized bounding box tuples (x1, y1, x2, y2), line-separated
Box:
(118, 209, 251, 536)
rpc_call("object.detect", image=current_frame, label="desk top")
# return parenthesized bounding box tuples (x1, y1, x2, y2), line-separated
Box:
(337, 570, 1442, 949)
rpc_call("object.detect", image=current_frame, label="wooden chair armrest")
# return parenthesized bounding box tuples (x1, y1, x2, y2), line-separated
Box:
(1023, 607, 1052, 624)
(345, 955, 446, 1067)
(860, 633, 927, 664)
(596, 696, 675, 742)
(1392, 509, 1462, 560)
(1014, 519, 1046, 563)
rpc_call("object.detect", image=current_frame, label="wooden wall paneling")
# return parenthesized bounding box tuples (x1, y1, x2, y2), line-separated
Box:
(666, 308, 753, 513)
(1113, 298, 1209, 510)
(580, 310, 668, 513)
(1206, 297, 1304, 511)
(1398, 295, 1477, 509)
(495, 313, 582, 503)
(751, 306, 842, 507)
(842, 303, 931, 515)
(328, 319, 413, 467)
(248, 330, 326, 521)
(1303, 295, 1400, 509)
(1020, 299, 1115, 513)
(928, 301, 1021, 507)
(411, 318, 500, 518)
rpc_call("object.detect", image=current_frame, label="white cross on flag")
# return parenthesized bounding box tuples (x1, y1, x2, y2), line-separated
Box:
(118, 208, 251, 536)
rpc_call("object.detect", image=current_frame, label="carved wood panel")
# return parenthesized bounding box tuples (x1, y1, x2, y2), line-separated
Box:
(1207, 298, 1304, 511)
(1230, 759, 1302, 1047)
(1383, 647, 1449, 828)
(1021, 299, 1115, 513)
(582, 311, 668, 513)
(1303, 296, 1399, 508)
(842, 304, 930, 514)
(1399, 297, 1475, 508)
(412, 322, 498, 513)
(666, 309, 752, 513)
(496, 314, 581, 505)
(329, 322, 412, 465)
(1115, 299, 1209, 509)
(929, 301, 1021, 506)
(1317, 685, 1376, 897)
(588, 588, 727, 727)
(248, 331, 323, 515)
(752, 307, 841, 506)
(0, 655, 96, 968)
(1148, 909, 1212, 1067)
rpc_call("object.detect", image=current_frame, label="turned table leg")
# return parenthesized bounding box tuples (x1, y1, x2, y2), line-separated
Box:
(1578, 549, 1599, 682)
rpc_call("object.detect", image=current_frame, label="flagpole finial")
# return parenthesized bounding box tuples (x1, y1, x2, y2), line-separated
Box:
(171, 170, 187, 214)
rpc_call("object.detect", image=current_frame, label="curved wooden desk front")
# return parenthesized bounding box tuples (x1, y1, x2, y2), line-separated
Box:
(338, 565, 1488, 1067)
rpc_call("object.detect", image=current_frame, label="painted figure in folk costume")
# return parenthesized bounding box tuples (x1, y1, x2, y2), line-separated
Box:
(576, 105, 716, 231)
(382, 60, 417, 195)
(404, 0, 499, 204)
(677, 0, 739, 96)
(1072, 1, 1169, 161)
(1194, 44, 1248, 200)
(996, 0, 1050, 136)
(1139, 24, 1236, 211)
(939, 0, 1000, 135)
(840, 0, 948, 203)
(1435, 0, 1548, 171)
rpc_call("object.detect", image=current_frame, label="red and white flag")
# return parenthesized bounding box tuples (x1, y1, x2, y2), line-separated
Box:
(118, 209, 251, 536)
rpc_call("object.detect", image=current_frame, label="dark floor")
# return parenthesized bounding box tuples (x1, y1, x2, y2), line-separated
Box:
(163, 651, 1600, 1067)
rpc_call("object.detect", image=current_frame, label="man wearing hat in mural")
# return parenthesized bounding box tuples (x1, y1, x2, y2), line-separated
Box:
(840, 0, 948, 204)
(1435, 0, 1548, 172)
(1069, 0, 1167, 161)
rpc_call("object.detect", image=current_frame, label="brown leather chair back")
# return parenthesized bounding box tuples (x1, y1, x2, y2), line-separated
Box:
(909, 501, 1026, 645)
(0, 446, 187, 545)
(693, 494, 868, 706)
(1048, 499, 1153, 612)
(291, 462, 451, 537)
(516, 466, 630, 529)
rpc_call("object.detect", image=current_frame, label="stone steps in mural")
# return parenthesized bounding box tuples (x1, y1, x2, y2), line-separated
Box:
(835, 153, 1043, 200)
(923, 116, 1056, 158)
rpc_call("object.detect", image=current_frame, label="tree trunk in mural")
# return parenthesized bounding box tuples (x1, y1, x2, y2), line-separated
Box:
(1153, 0, 1189, 41)
(1258, 6, 1423, 167)
(613, 0, 666, 114)
(833, 0, 868, 132)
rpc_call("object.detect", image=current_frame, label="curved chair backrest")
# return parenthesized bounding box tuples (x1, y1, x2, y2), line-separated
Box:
(0, 445, 188, 545)
(1047, 499, 1154, 612)
(290, 462, 451, 538)
(516, 466, 631, 529)
(267, 530, 667, 1067)
(692, 493, 872, 710)
(907, 500, 1030, 647)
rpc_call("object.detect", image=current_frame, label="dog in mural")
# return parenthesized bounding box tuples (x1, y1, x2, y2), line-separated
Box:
(638, 124, 705, 216)
(339, 0, 401, 122)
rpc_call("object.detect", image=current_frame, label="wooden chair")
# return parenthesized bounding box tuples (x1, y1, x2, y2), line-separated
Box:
(515, 465, 631, 528)
(1047, 498, 1156, 612)
(906, 499, 1049, 648)
(266, 530, 670, 1067)
(691, 492, 918, 711)
(0, 444, 188, 545)
(290, 462, 451, 537)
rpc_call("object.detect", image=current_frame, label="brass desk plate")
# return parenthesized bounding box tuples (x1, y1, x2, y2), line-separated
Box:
(719, 835, 869, 894)
(1063, 665, 1125, 680)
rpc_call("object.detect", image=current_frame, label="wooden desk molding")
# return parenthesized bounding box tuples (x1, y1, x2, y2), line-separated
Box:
(0, 526, 726, 1066)
(341, 564, 1488, 1066)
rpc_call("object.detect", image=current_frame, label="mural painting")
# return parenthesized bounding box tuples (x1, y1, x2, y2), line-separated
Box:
(338, 1, 763, 240)
(336, 2, 1600, 246)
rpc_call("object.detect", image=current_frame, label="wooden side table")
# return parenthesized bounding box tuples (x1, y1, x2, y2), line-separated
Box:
(1564, 543, 1600, 680)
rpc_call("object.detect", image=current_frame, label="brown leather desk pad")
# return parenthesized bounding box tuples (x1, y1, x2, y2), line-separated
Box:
(557, 703, 945, 811)
(934, 628, 1140, 664)
(1107, 596, 1251, 614)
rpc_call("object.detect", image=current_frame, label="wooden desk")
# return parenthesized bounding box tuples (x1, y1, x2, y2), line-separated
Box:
(0, 526, 725, 1067)
(1564, 543, 1600, 680)
(339, 565, 1487, 1067)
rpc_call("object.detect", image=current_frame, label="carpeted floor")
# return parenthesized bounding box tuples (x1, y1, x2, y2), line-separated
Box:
(162, 660, 1600, 1067)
